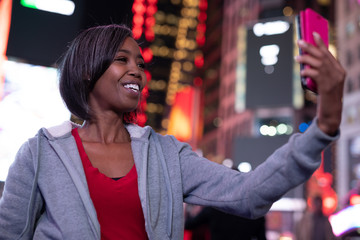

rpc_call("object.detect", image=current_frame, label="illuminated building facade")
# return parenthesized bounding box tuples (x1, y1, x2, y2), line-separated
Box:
(215, 0, 260, 158)
(196, 0, 224, 156)
(335, 0, 360, 209)
(138, 0, 207, 133)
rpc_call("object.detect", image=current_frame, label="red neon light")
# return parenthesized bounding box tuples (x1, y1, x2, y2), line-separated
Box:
(199, 0, 208, 11)
(198, 12, 207, 22)
(193, 77, 203, 87)
(196, 23, 206, 33)
(145, 29, 155, 42)
(194, 54, 204, 68)
(196, 35, 206, 47)
(147, 0, 158, 4)
(132, 2, 146, 14)
(133, 14, 144, 26)
(142, 48, 153, 63)
(137, 112, 147, 127)
(145, 69, 152, 82)
(142, 86, 149, 99)
(146, 5, 157, 16)
(132, 26, 143, 40)
(145, 16, 156, 27)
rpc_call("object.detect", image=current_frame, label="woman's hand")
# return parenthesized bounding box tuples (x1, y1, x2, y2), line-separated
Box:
(295, 32, 346, 136)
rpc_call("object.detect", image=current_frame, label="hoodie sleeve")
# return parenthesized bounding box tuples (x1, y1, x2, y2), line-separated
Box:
(0, 139, 44, 239)
(178, 119, 338, 219)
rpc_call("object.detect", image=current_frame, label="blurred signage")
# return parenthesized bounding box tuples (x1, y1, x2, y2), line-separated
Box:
(245, 17, 294, 109)
(6, 0, 84, 66)
(167, 86, 202, 148)
(0, 60, 70, 181)
(232, 134, 304, 199)
(20, 0, 75, 16)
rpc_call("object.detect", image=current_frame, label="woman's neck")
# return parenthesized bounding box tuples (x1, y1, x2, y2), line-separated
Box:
(79, 117, 130, 144)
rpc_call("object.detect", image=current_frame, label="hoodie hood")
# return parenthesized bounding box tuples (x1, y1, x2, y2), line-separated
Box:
(43, 120, 152, 141)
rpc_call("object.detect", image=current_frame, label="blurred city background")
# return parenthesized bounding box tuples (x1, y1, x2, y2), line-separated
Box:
(0, 0, 360, 239)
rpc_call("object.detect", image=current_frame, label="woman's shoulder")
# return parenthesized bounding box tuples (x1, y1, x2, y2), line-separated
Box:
(42, 121, 81, 140)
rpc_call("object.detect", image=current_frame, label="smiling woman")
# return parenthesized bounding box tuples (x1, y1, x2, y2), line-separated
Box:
(0, 23, 346, 240)
(86, 37, 146, 121)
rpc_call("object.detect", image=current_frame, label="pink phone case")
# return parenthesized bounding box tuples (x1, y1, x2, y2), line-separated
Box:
(300, 8, 329, 93)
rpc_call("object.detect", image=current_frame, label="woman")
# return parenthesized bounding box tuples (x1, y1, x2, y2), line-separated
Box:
(0, 24, 345, 239)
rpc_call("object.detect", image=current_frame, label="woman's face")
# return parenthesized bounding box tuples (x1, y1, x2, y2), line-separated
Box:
(88, 37, 146, 117)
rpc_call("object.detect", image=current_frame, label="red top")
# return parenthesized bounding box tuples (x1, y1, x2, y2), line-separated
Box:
(72, 128, 148, 240)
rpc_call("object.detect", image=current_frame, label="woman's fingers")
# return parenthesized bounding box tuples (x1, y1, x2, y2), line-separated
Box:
(298, 39, 323, 58)
(296, 32, 346, 94)
(296, 54, 322, 68)
(312, 32, 328, 51)
(295, 32, 346, 135)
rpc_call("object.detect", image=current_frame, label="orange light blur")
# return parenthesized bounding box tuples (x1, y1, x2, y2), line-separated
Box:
(350, 195, 360, 206)
(167, 86, 203, 149)
(0, 0, 12, 101)
(306, 151, 338, 216)
(167, 87, 194, 142)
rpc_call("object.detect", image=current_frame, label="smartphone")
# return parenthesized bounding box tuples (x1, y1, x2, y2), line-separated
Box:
(296, 8, 329, 94)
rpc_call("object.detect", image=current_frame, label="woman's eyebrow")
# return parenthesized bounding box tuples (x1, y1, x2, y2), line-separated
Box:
(117, 49, 144, 60)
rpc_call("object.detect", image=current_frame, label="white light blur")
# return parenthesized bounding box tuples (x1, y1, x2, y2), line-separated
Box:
(260, 125, 269, 136)
(350, 136, 360, 157)
(260, 44, 280, 66)
(270, 197, 306, 212)
(286, 124, 293, 135)
(0, 60, 70, 181)
(253, 20, 290, 37)
(277, 123, 287, 135)
(279, 236, 292, 240)
(264, 65, 274, 74)
(259, 125, 277, 136)
(260, 123, 292, 136)
(36, 0, 75, 16)
(268, 126, 277, 136)
(329, 204, 360, 236)
(238, 162, 252, 173)
(222, 158, 234, 168)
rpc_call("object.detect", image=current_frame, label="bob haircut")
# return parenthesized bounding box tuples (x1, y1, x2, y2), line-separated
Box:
(58, 24, 137, 122)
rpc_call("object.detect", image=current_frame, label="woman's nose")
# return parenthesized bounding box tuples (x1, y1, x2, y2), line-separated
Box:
(128, 63, 141, 77)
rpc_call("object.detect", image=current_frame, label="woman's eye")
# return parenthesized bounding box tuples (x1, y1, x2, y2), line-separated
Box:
(138, 63, 145, 69)
(115, 57, 127, 62)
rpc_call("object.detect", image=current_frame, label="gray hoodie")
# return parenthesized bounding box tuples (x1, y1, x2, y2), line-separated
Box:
(0, 119, 338, 239)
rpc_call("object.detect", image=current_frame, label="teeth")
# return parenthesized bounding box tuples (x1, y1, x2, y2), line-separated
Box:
(124, 83, 139, 92)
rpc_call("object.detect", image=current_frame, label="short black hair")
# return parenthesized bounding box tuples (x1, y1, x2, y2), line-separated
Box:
(58, 24, 134, 121)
